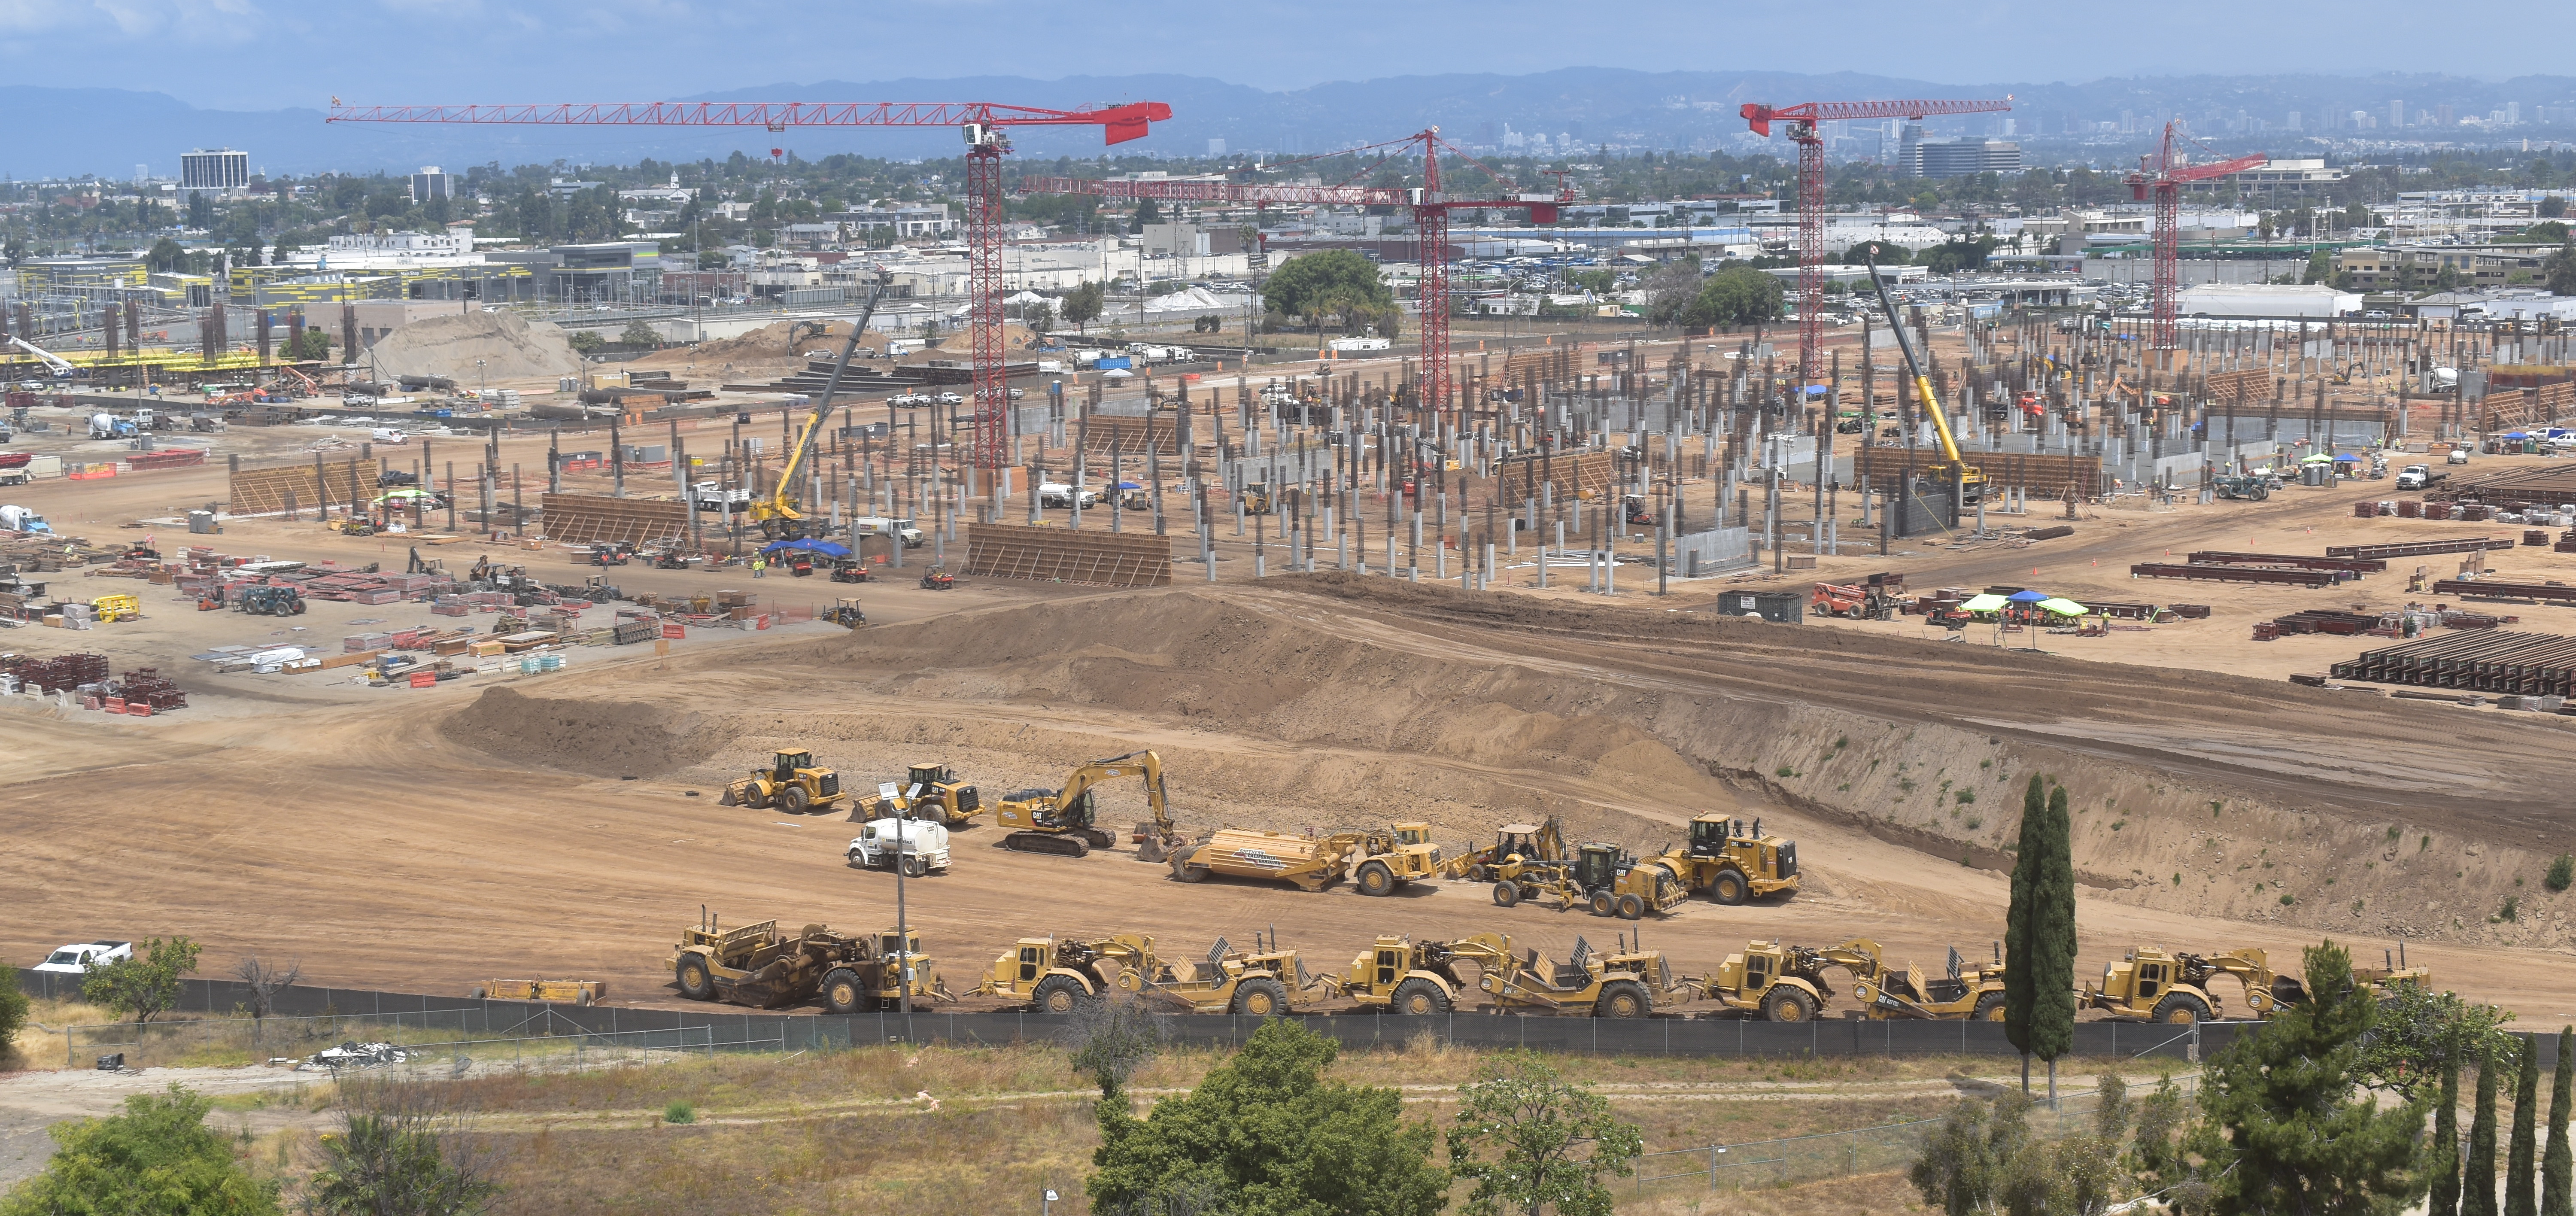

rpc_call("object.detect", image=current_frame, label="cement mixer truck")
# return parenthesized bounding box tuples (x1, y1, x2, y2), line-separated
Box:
(0, 505, 52, 533)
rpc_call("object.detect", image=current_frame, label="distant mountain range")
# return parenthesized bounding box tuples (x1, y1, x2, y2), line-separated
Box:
(10, 69, 2576, 180)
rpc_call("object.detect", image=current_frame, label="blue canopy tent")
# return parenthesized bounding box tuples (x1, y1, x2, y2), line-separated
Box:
(2005, 590, 2050, 603)
(760, 539, 853, 558)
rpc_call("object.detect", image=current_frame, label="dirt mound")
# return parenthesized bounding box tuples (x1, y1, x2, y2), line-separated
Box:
(367, 311, 583, 382)
(437, 687, 724, 778)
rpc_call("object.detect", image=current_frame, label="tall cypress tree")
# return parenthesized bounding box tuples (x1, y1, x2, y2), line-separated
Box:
(2030, 784, 2078, 1099)
(2518, 1035, 2545, 1216)
(2475, 1047, 2505, 1216)
(2545, 1027, 2573, 1216)
(2437, 1058, 2466, 1216)
(2003, 775, 2044, 1093)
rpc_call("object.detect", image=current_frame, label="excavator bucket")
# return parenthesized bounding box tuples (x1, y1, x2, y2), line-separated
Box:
(1136, 827, 1172, 864)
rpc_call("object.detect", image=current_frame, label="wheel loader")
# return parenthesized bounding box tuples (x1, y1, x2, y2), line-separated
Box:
(721, 748, 844, 814)
(668, 913, 949, 1013)
(861, 762, 983, 827)
(993, 750, 1179, 859)
(1656, 815, 1800, 906)
(1444, 819, 1567, 882)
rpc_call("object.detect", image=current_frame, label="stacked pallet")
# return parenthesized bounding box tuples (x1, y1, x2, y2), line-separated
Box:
(115, 668, 186, 711)
(1, 651, 109, 691)
(2330, 631, 2576, 697)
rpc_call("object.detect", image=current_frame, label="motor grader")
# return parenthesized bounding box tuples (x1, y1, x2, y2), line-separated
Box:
(1657, 815, 1800, 906)
(994, 749, 1180, 860)
(862, 762, 983, 827)
(1444, 819, 1567, 882)
(2081, 946, 2304, 1024)
(1691, 938, 1891, 1022)
(721, 748, 843, 814)
(669, 913, 948, 1013)
(1570, 843, 1691, 920)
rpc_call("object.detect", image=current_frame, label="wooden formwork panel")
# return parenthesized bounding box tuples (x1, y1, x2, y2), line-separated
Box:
(2486, 382, 2576, 430)
(229, 462, 371, 515)
(2202, 369, 2274, 408)
(1491, 450, 1617, 505)
(1079, 415, 1186, 455)
(539, 494, 692, 547)
(2204, 405, 2397, 427)
(963, 522, 1171, 588)
(1851, 449, 2104, 493)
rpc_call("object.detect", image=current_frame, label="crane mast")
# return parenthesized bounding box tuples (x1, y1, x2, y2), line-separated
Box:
(755, 287, 881, 539)
(1862, 248, 1984, 508)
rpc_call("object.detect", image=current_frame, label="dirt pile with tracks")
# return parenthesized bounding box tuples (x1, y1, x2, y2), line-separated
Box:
(438, 687, 724, 778)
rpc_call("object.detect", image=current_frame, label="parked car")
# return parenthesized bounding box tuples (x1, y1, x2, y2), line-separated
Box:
(33, 941, 131, 975)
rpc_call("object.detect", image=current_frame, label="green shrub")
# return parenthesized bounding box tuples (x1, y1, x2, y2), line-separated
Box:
(663, 1100, 696, 1125)
(2546, 854, 2573, 893)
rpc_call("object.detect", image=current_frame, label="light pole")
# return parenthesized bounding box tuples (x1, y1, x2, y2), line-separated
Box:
(476, 358, 487, 403)
(894, 809, 911, 1015)
(1043, 1189, 1058, 1216)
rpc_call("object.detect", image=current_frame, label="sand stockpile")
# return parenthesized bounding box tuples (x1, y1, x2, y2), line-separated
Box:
(367, 311, 585, 382)
(438, 687, 726, 778)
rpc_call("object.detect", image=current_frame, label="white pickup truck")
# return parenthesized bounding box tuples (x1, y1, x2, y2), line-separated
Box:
(34, 940, 131, 974)
(848, 818, 950, 877)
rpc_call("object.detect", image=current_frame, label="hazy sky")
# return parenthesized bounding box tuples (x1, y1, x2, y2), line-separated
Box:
(5, 0, 2571, 111)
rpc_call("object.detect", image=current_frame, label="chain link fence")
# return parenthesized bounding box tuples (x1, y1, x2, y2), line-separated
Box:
(67, 1004, 784, 1072)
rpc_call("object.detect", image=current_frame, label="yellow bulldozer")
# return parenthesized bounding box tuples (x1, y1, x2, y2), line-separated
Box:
(862, 761, 983, 827)
(993, 750, 1179, 860)
(721, 748, 844, 815)
(1657, 815, 1800, 905)
(668, 913, 947, 1013)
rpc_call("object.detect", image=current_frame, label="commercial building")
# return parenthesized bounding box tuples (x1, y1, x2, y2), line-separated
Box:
(409, 167, 453, 204)
(831, 204, 955, 238)
(2184, 158, 2347, 199)
(180, 148, 249, 192)
(2332, 244, 2552, 291)
(1915, 140, 2021, 179)
(2176, 283, 2361, 318)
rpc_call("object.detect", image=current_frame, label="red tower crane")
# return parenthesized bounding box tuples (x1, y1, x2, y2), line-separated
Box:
(2126, 123, 2266, 359)
(1738, 97, 2013, 394)
(327, 99, 1173, 470)
(1024, 128, 1567, 417)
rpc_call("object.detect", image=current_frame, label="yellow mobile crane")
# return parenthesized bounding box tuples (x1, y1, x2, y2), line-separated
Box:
(750, 286, 882, 540)
(1862, 247, 1985, 508)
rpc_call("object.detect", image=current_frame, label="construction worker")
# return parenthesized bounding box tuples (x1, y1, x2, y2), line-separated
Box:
(751, 554, 766, 579)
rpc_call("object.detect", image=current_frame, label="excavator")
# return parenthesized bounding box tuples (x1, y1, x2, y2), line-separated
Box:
(1864, 247, 1985, 509)
(750, 287, 881, 541)
(991, 749, 1181, 860)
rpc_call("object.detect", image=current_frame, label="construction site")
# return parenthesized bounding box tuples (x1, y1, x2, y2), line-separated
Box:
(7, 88, 2576, 1216)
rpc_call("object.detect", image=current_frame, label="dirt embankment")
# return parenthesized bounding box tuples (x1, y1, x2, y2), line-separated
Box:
(755, 578, 2576, 951)
(369, 310, 583, 381)
(437, 687, 725, 778)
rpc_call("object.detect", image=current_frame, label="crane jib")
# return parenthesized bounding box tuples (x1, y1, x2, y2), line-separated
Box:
(771, 287, 881, 525)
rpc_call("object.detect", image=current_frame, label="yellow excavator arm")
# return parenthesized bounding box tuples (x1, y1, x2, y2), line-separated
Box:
(1056, 750, 1171, 834)
(753, 287, 881, 535)
(1862, 249, 1985, 503)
